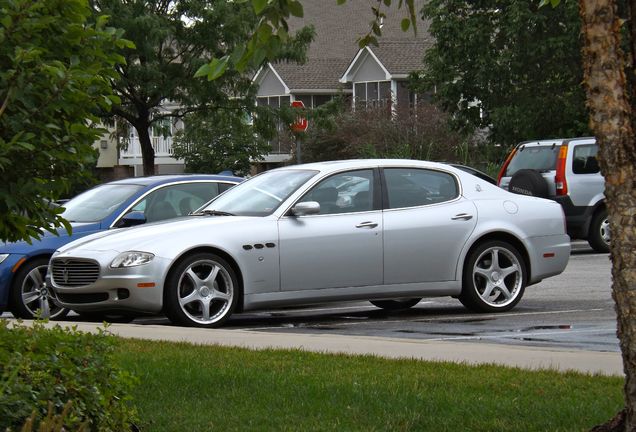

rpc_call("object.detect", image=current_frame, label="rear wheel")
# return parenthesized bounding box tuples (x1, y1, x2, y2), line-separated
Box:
(9, 257, 68, 320)
(588, 208, 610, 253)
(370, 298, 421, 311)
(459, 241, 526, 313)
(164, 252, 239, 328)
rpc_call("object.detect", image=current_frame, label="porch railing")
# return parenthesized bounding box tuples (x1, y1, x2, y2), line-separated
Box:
(120, 136, 174, 158)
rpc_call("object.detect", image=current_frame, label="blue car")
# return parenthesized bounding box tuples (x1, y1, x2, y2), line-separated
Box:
(0, 174, 242, 319)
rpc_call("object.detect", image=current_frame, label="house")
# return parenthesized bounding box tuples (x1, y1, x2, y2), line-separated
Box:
(97, 0, 430, 175)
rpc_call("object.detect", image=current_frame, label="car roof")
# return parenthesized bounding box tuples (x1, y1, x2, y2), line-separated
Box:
(105, 174, 243, 187)
(272, 159, 458, 175)
(516, 137, 596, 147)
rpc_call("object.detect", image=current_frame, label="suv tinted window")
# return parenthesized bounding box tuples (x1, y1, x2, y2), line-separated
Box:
(505, 145, 558, 176)
(572, 144, 600, 174)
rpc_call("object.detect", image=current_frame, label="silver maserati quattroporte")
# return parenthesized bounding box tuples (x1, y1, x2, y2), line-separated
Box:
(49, 160, 570, 327)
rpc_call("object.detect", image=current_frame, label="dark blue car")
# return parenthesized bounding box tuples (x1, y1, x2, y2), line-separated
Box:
(0, 174, 242, 319)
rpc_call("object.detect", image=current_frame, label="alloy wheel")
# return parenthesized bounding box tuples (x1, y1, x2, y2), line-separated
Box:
(471, 246, 523, 308)
(176, 259, 234, 325)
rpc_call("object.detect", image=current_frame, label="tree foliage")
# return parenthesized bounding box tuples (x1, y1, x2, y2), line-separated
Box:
(171, 109, 271, 176)
(0, 0, 129, 243)
(303, 100, 462, 158)
(417, 0, 590, 145)
(94, 0, 313, 176)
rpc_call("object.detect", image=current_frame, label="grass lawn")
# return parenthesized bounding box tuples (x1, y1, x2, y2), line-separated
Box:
(115, 338, 623, 432)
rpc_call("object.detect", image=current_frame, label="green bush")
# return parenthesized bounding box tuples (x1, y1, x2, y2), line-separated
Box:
(0, 320, 138, 431)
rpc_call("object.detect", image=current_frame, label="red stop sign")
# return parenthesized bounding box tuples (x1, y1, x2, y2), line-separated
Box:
(290, 100, 308, 132)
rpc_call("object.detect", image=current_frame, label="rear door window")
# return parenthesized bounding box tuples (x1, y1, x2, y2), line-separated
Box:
(505, 145, 559, 176)
(384, 168, 458, 209)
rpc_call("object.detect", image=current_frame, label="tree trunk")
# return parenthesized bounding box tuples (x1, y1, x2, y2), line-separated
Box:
(135, 122, 156, 176)
(579, 1, 636, 431)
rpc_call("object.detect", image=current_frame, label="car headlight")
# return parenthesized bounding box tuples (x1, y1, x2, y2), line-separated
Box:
(110, 251, 155, 268)
(0, 254, 8, 265)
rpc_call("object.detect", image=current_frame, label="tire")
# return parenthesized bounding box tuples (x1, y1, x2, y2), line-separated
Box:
(9, 257, 69, 320)
(508, 169, 549, 198)
(370, 298, 421, 311)
(459, 241, 526, 313)
(163, 252, 239, 328)
(588, 208, 610, 253)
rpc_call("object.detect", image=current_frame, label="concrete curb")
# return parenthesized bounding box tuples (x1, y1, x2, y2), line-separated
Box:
(21, 319, 623, 377)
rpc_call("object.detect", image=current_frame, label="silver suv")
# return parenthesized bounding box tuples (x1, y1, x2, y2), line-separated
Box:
(498, 137, 608, 253)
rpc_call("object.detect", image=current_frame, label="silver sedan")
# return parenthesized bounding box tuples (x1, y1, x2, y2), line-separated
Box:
(49, 160, 571, 328)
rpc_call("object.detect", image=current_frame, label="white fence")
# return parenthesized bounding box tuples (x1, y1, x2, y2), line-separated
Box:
(119, 136, 175, 158)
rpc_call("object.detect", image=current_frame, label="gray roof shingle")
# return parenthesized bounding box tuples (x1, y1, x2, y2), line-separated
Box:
(271, 0, 429, 91)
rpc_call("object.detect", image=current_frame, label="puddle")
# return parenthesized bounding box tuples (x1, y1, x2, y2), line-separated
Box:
(396, 330, 476, 336)
(519, 325, 572, 332)
(414, 317, 494, 324)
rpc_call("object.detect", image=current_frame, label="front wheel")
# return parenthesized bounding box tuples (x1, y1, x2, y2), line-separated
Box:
(9, 257, 68, 320)
(164, 253, 239, 328)
(588, 208, 610, 253)
(370, 298, 421, 311)
(459, 241, 526, 313)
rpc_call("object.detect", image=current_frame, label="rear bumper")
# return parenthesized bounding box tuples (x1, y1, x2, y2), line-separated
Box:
(526, 234, 571, 285)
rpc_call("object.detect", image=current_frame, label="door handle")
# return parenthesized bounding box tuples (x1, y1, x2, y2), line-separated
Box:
(451, 213, 473, 221)
(356, 221, 378, 229)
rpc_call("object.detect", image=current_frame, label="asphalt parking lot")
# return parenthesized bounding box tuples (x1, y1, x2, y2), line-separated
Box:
(2, 241, 616, 353)
(212, 241, 617, 352)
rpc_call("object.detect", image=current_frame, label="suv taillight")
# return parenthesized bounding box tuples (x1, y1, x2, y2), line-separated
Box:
(497, 148, 517, 185)
(555, 144, 568, 196)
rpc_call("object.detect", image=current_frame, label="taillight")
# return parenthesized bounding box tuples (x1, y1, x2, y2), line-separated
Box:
(555, 145, 568, 196)
(497, 147, 517, 185)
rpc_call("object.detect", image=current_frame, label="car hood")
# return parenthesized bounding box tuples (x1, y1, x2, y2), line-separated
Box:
(56, 216, 256, 255)
(0, 222, 102, 254)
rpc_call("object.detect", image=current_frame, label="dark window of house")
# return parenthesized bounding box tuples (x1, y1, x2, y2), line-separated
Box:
(314, 95, 332, 107)
(355, 83, 366, 103)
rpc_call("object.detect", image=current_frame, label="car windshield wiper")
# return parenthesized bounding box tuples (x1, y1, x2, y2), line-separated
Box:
(193, 209, 236, 217)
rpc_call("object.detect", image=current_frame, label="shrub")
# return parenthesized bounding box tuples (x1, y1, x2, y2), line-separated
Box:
(0, 320, 138, 431)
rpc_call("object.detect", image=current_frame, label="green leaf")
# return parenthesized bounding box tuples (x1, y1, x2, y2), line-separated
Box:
(194, 63, 211, 78)
(288, 1, 304, 18)
(337, 0, 347, 4)
(401, 18, 410, 32)
(202, 56, 229, 81)
(252, 0, 269, 14)
(0, 15, 11, 29)
(257, 23, 273, 42)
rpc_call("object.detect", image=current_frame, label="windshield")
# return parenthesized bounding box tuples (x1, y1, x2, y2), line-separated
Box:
(61, 184, 144, 222)
(505, 144, 559, 177)
(202, 169, 317, 216)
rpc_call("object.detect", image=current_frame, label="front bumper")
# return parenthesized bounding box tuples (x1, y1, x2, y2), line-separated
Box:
(0, 253, 27, 312)
(50, 253, 173, 314)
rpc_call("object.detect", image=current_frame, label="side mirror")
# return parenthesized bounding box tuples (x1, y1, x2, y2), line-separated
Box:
(117, 211, 147, 228)
(291, 201, 321, 216)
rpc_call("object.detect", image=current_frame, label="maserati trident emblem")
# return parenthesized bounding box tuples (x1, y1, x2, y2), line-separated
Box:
(62, 268, 69, 284)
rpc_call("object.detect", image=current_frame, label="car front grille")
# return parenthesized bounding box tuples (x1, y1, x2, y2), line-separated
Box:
(51, 259, 100, 287)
